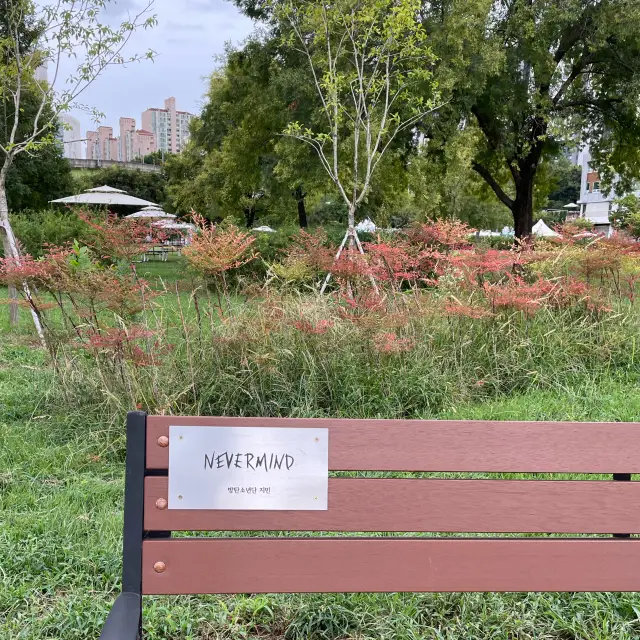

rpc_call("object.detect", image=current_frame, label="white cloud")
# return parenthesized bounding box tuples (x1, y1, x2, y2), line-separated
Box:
(58, 0, 254, 140)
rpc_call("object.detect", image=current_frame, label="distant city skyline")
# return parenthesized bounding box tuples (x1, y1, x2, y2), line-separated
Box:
(58, 0, 254, 153)
(86, 97, 195, 160)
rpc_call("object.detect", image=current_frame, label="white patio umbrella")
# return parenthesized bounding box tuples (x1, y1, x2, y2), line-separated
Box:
(50, 185, 157, 207)
(153, 221, 195, 231)
(563, 203, 580, 209)
(125, 206, 176, 220)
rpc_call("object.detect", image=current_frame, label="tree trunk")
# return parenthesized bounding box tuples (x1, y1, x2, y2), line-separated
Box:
(347, 204, 356, 247)
(0, 176, 19, 325)
(244, 206, 256, 229)
(512, 169, 536, 239)
(8, 281, 19, 326)
(0, 171, 46, 342)
(294, 186, 308, 228)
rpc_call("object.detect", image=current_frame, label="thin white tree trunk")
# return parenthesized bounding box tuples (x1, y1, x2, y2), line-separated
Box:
(0, 175, 46, 343)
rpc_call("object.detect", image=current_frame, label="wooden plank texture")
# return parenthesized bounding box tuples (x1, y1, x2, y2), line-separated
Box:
(144, 476, 640, 534)
(146, 416, 640, 472)
(142, 538, 640, 594)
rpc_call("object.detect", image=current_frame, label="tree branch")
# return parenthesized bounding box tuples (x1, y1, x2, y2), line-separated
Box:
(472, 162, 514, 209)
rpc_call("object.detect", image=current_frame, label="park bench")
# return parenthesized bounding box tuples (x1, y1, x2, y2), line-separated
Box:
(99, 411, 640, 639)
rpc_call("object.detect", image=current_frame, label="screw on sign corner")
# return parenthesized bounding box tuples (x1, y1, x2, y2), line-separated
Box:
(157, 436, 169, 447)
(154, 561, 166, 573)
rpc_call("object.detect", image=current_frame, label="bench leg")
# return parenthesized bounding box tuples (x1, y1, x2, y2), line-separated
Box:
(99, 592, 141, 640)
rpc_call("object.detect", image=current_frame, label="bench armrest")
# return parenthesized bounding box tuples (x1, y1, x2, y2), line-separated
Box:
(99, 592, 140, 640)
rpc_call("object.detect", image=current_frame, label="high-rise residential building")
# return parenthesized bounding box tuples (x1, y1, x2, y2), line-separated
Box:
(119, 117, 136, 161)
(118, 117, 157, 161)
(132, 129, 157, 158)
(86, 126, 119, 160)
(58, 114, 82, 160)
(106, 136, 119, 161)
(86, 130, 99, 160)
(96, 126, 118, 160)
(35, 62, 48, 83)
(142, 97, 194, 154)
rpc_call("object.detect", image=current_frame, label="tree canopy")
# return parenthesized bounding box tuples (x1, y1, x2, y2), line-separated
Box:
(75, 165, 170, 211)
(168, 1, 640, 237)
(419, 0, 640, 236)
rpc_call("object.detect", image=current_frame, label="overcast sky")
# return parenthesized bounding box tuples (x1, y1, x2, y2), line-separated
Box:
(58, 0, 255, 140)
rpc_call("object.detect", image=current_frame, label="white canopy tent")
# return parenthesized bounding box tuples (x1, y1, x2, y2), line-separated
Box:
(356, 218, 376, 233)
(532, 219, 560, 237)
(50, 185, 157, 207)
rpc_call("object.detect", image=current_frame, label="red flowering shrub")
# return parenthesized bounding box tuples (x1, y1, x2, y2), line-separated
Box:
(81, 325, 161, 366)
(0, 242, 154, 349)
(405, 220, 475, 251)
(184, 215, 258, 278)
(448, 249, 537, 282)
(286, 228, 332, 272)
(330, 248, 371, 282)
(372, 331, 415, 354)
(80, 212, 167, 264)
(365, 241, 420, 285)
(292, 319, 335, 335)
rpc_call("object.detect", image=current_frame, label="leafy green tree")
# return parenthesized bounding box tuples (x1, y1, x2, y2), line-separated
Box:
(612, 194, 640, 237)
(164, 125, 217, 218)
(75, 165, 169, 211)
(408, 128, 512, 230)
(3, 129, 73, 212)
(0, 0, 156, 335)
(545, 155, 582, 212)
(143, 150, 166, 165)
(422, 0, 640, 237)
(167, 38, 325, 228)
(279, 0, 439, 242)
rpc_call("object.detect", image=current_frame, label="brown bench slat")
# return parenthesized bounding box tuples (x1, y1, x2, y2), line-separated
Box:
(144, 476, 640, 534)
(146, 416, 640, 472)
(142, 538, 640, 594)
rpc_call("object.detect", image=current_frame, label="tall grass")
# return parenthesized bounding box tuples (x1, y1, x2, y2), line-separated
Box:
(55, 288, 640, 427)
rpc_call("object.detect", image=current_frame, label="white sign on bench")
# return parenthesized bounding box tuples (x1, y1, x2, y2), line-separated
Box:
(168, 426, 329, 510)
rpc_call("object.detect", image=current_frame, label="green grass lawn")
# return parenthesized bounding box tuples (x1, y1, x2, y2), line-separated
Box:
(3, 280, 640, 638)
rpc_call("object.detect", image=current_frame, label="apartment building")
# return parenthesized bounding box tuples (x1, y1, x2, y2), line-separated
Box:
(578, 146, 640, 235)
(142, 97, 194, 154)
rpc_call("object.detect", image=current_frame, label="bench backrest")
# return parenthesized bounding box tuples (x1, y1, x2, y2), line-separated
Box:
(122, 412, 640, 597)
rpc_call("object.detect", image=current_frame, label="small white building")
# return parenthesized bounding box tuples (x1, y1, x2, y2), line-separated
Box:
(577, 145, 640, 235)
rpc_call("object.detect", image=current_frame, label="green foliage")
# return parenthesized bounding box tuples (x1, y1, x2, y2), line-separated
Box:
(545, 155, 582, 211)
(612, 194, 640, 237)
(279, 0, 438, 224)
(74, 166, 170, 210)
(1, 74, 74, 212)
(408, 128, 513, 230)
(165, 39, 321, 227)
(419, 0, 640, 235)
(6, 208, 86, 258)
(5, 143, 73, 211)
(142, 150, 166, 165)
